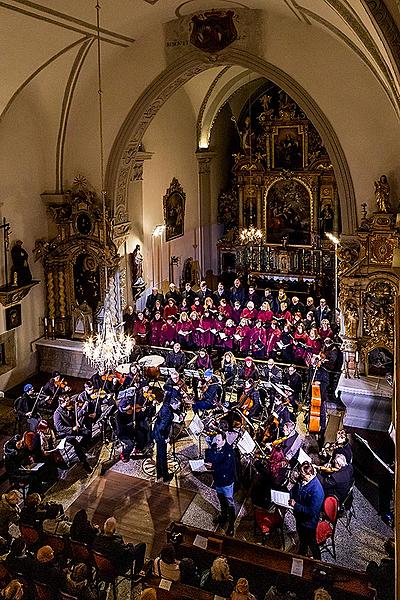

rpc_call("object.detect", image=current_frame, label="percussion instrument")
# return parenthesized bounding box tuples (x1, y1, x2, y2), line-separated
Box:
(138, 354, 164, 379)
(115, 363, 132, 375)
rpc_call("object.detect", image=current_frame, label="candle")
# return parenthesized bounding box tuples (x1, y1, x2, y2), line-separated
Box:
(355, 351, 359, 362)
(89, 322, 93, 332)
(44, 317, 48, 327)
(51, 318, 55, 328)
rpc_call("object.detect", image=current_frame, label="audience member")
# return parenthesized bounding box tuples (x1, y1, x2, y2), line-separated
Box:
(5, 538, 35, 578)
(65, 562, 96, 600)
(93, 516, 146, 576)
(33, 545, 66, 597)
(153, 543, 180, 582)
(0, 491, 21, 540)
(179, 557, 200, 587)
(231, 577, 257, 600)
(366, 538, 395, 600)
(1, 580, 24, 600)
(70, 509, 98, 546)
(201, 555, 234, 597)
(42, 503, 71, 536)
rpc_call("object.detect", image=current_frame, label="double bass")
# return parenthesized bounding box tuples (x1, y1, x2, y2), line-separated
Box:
(308, 381, 321, 433)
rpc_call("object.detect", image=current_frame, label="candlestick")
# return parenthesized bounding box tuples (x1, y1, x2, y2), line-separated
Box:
(44, 317, 48, 327)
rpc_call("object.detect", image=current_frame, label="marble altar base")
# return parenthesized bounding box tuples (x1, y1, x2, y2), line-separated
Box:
(337, 373, 392, 432)
(35, 338, 94, 379)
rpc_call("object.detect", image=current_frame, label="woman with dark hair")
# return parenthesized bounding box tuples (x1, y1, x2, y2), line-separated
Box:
(179, 557, 200, 587)
(70, 509, 98, 546)
(153, 543, 180, 581)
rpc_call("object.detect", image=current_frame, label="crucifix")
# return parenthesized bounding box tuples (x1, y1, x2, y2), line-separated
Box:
(0, 217, 11, 290)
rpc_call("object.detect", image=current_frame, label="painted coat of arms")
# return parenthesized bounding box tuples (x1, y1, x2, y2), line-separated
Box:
(190, 10, 237, 53)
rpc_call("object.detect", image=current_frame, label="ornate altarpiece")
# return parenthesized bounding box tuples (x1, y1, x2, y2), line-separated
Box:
(34, 181, 120, 339)
(217, 84, 337, 298)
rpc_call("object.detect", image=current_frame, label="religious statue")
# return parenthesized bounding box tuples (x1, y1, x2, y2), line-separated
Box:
(130, 244, 144, 285)
(11, 240, 32, 287)
(240, 116, 255, 154)
(374, 174, 391, 213)
(344, 303, 359, 338)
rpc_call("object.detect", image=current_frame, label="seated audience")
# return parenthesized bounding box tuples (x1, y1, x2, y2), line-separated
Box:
(201, 555, 234, 597)
(153, 543, 180, 582)
(42, 503, 71, 536)
(93, 516, 146, 575)
(70, 509, 98, 546)
(0, 537, 8, 561)
(1, 580, 24, 600)
(0, 491, 21, 540)
(65, 562, 96, 600)
(5, 538, 35, 578)
(33, 545, 66, 597)
(19, 494, 62, 529)
(231, 577, 257, 600)
(179, 557, 200, 587)
(366, 538, 395, 600)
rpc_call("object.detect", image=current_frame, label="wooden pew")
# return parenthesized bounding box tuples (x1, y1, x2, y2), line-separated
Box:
(165, 521, 374, 599)
(144, 576, 214, 600)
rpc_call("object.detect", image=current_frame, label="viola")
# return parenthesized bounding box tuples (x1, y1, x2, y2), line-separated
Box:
(55, 378, 71, 391)
(259, 414, 279, 445)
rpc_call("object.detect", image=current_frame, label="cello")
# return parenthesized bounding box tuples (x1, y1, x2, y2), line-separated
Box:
(308, 381, 321, 433)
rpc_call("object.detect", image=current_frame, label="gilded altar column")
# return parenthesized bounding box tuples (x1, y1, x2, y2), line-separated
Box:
(196, 151, 215, 274)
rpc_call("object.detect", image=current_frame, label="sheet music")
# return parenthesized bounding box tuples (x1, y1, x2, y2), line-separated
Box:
(189, 414, 204, 437)
(193, 534, 208, 549)
(271, 489, 290, 508)
(291, 557, 304, 577)
(189, 459, 208, 473)
(159, 579, 172, 590)
(236, 431, 256, 455)
(298, 448, 311, 464)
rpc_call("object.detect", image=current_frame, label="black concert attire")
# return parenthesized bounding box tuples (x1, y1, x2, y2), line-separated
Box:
(192, 353, 212, 402)
(229, 284, 246, 307)
(145, 291, 164, 313)
(192, 377, 220, 414)
(221, 362, 238, 405)
(165, 349, 187, 372)
(182, 287, 196, 307)
(205, 440, 236, 533)
(284, 369, 303, 405)
(274, 403, 292, 432)
(197, 286, 213, 303)
(278, 330, 294, 363)
(320, 463, 354, 504)
(53, 404, 91, 468)
(153, 401, 174, 480)
(165, 289, 182, 305)
(42, 378, 64, 412)
(133, 387, 156, 451)
(14, 391, 39, 432)
(212, 288, 229, 306)
(332, 441, 353, 465)
(315, 304, 333, 327)
(289, 300, 306, 317)
(290, 475, 325, 560)
(238, 385, 261, 418)
(116, 396, 136, 460)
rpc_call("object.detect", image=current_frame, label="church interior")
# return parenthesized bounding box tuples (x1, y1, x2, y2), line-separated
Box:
(0, 1, 398, 599)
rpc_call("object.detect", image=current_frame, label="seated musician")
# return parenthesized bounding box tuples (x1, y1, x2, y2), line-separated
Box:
(163, 369, 188, 405)
(115, 390, 136, 463)
(42, 371, 70, 412)
(91, 369, 118, 395)
(35, 420, 61, 482)
(14, 383, 39, 433)
(320, 429, 353, 466)
(192, 369, 221, 414)
(252, 446, 289, 508)
(93, 516, 146, 576)
(192, 348, 212, 402)
(53, 395, 92, 473)
(278, 421, 303, 465)
(318, 453, 354, 505)
(165, 341, 187, 372)
(273, 396, 293, 435)
(261, 358, 283, 408)
(133, 382, 156, 453)
(239, 380, 261, 418)
(284, 364, 303, 407)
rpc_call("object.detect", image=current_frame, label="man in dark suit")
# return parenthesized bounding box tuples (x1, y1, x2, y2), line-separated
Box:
(197, 280, 213, 303)
(145, 287, 164, 314)
(315, 298, 333, 327)
(319, 453, 354, 504)
(152, 396, 181, 482)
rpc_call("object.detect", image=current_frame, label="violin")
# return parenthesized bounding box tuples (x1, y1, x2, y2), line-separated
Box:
(258, 414, 279, 445)
(114, 371, 126, 385)
(54, 378, 71, 391)
(238, 389, 254, 416)
(101, 372, 114, 382)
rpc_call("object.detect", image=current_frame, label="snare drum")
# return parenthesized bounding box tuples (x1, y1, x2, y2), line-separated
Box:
(138, 354, 165, 379)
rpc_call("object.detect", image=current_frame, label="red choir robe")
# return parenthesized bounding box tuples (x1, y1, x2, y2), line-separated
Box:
(133, 318, 148, 345)
(149, 316, 164, 346)
(257, 309, 274, 326)
(265, 326, 281, 356)
(250, 324, 267, 355)
(199, 313, 215, 347)
(222, 323, 237, 351)
(241, 307, 259, 323)
(234, 324, 252, 354)
(160, 321, 176, 346)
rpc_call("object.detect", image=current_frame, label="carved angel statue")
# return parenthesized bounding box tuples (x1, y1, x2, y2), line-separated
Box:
(130, 244, 144, 285)
(374, 174, 391, 213)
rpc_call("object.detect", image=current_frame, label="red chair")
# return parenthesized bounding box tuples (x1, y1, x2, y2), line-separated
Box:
(20, 523, 41, 548)
(92, 550, 134, 599)
(254, 505, 285, 549)
(69, 539, 94, 580)
(43, 532, 69, 559)
(0, 562, 11, 587)
(316, 495, 338, 560)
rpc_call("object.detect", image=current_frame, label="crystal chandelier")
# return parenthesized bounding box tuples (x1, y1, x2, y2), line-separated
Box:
(240, 226, 263, 245)
(83, 2, 134, 372)
(83, 311, 134, 372)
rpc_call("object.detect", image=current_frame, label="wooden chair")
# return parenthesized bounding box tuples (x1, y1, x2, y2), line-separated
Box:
(20, 522, 41, 548)
(69, 539, 94, 580)
(92, 549, 134, 599)
(33, 581, 53, 600)
(43, 532, 69, 560)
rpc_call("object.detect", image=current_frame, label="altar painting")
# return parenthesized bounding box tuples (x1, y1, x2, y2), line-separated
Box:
(266, 179, 311, 245)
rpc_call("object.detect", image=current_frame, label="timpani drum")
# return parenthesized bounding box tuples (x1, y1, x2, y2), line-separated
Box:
(138, 354, 165, 379)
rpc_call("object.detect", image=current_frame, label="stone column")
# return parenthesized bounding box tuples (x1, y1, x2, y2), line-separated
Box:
(196, 151, 215, 274)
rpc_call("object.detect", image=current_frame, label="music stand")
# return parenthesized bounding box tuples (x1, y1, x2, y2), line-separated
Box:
(184, 369, 201, 379)
(187, 414, 205, 459)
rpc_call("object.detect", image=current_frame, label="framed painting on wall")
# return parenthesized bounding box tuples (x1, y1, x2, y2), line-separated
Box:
(163, 178, 186, 242)
(265, 178, 312, 245)
(271, 124, 305, 170)
(5, 304, 21, 330)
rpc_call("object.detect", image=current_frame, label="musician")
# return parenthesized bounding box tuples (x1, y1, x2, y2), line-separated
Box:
(293, 323, 308, 364)
(246, 284, 261, 309)
(265, 319, 281, 358)
(251, 446, 289, 507)
(239, 379, 261, 418)
(198, 309, 215, 349)
(279, 421, 303, 465)
(134, 383, 156, 452)
(277, 322, 294, 363)
(192, 369, 221, 414)
(153, 396, 181, 483)
(217, 298, 233, 321)
(309, 353, 329, 441)
(163, 369, 187, 405)
(76, 382, 103, 435)
(192, 348, 212, 402)
(263, 359, 282, 385)
(205, 432, 236, 535)
(289, 461, 325, 560)
(91, 369, 118, 395)
(115, 390, 136, 462)
(318, 453, 354, 504)
(36, 420, 63, 478)
(250, 319, 267, 359)
(145, 287, 164, 315)
(160, 315, 176, 347)
(42, 372, 69, 412)
(132, 311, 148, 345)
(320, 429, 352, 465)
(149, 311, 164, 346)
(53, 395, 92, 473)
(234, 318, 251, 355)
(231, 300, 243, 324)
(221, 318, 236, 352)
(221, 352, 238, 389)
(14, 384, 40, 433)
(273, 397, 292, 433)
(165, 342, 187, 372)
(284, 365, 302, 402)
